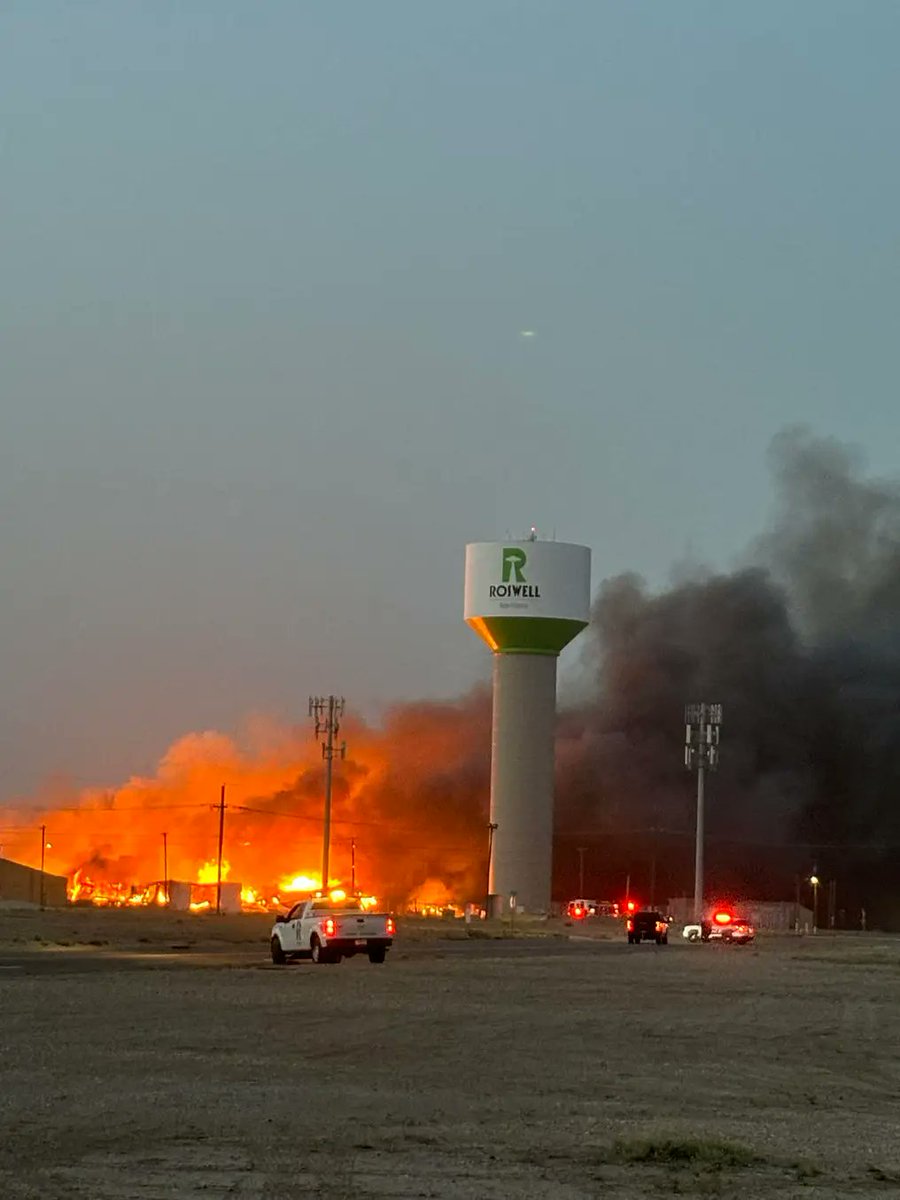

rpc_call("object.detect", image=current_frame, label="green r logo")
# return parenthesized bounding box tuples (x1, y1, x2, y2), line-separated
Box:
(502, 547, 527, 584)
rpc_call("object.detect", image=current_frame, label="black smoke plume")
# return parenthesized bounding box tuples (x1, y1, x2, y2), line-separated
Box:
(554, 429, 900, 927)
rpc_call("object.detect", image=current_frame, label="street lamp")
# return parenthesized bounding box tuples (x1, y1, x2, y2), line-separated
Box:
(809, 874, 820, 933)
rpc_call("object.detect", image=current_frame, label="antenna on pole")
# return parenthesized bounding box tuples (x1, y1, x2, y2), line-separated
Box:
(309, 696, 346, 891)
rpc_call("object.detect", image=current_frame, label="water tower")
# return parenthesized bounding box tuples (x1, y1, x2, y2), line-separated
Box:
(464, 535, 591, 914)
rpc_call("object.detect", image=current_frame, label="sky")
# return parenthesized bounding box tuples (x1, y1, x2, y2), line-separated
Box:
(3, 1, 900, 801)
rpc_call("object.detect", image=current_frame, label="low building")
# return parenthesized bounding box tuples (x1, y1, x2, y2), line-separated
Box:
(0, 856, 68, 908)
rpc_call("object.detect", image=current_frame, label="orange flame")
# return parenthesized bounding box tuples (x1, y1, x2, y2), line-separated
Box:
(197, 860, 228, 885)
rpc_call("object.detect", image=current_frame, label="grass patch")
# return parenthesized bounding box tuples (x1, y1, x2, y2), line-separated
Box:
(609, 1136, 758, 1171)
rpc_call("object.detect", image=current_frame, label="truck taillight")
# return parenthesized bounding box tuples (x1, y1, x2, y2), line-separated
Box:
(386, 917, 395, 936)
(324, 917, 336, 937)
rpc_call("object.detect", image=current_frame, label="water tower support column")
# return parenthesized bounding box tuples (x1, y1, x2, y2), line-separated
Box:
(489, 653, 557, 914)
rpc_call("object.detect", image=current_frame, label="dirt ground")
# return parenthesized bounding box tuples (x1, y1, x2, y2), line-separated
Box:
(2, 908, 899, 1199)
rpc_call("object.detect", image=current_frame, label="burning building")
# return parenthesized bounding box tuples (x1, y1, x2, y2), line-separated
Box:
(0, 710, 493, 913)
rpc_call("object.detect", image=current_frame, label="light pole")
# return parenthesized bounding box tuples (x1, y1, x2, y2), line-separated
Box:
(39, 827, 47, 910)
(811, 875, 820, 931)
(685, 703, 722, 924)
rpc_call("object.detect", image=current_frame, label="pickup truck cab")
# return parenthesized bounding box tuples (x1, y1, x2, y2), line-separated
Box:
(626, 910, 669, 945)
(270, 897, 395, 965)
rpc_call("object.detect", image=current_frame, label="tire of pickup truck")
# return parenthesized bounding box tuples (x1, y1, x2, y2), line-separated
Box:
(270, 936, 286, 965)
(310, 936, 325, 964)
(368, 946, 386, 964)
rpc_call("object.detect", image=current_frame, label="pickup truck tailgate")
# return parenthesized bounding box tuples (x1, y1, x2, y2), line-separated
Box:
(334, 912, 389, 938)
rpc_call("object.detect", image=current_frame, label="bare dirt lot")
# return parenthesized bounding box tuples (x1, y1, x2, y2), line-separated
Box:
(2, 909, 899, 1199)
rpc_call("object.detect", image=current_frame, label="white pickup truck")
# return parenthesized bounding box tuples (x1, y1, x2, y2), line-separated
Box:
(270, 897, 395, 965)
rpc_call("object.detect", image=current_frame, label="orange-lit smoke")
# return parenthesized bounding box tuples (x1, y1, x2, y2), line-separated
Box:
(1, 696, 491, 908)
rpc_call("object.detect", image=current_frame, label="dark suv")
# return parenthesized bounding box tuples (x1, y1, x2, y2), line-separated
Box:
(627, 910, 669, 945)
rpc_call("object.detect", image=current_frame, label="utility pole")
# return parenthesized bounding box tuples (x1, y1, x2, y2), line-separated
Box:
(486, 822, 498, 915)
(215, 785, 226, 915)
(309, 696, 346, 890)
(162, 831, 168, 903)
(685, 703, 722, 924)
(827, 878, 837, 930)
(577, 846, 587, 897)
(350, 837, 357, 893)
(39, 825, 46, 910)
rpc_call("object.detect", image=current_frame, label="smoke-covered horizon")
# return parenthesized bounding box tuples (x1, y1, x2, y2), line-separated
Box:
(4, 428, 900, 922)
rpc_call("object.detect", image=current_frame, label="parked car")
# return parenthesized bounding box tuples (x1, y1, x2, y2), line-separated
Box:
(683, 912, 756, 944)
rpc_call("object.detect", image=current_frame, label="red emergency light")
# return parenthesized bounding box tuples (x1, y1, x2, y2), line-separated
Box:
(712, 911, 733, 925)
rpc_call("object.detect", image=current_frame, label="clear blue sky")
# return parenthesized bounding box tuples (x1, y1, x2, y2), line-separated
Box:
(3, 1, 899, 799)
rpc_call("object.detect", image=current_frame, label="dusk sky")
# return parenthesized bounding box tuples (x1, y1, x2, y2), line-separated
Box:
(3, 2, 899, 801)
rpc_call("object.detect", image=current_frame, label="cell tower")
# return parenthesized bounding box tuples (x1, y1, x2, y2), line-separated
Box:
(684, 703, 722, 923)
(465, 536, 591, 914)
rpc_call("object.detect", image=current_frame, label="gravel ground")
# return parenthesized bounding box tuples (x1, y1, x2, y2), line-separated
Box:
(2, 911, 900, 1199)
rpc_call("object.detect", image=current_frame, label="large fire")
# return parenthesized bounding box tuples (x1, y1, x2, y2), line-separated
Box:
(0, 705, 490, 912)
